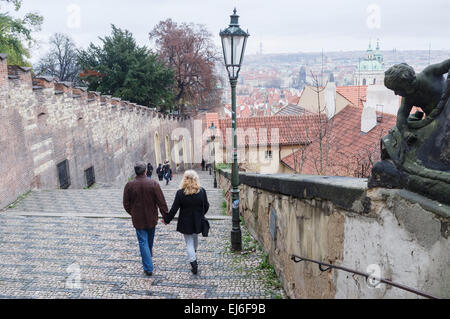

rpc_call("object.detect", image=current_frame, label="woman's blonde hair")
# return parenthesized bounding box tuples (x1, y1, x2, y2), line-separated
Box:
(180, 170, 201, 195)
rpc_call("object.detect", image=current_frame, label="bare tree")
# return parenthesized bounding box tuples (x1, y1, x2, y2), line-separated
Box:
(284, 71, 339, 176)
(336, 128, 386, 178)
(286, 71, 388, 178)
(305, 72, 338, 175)
(149, 19, 221, 114)
(35, 33, 80, 83)
(285, 120, 311, 174)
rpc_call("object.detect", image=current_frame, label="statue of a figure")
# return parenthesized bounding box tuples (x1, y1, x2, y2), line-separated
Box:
(369, 59, 450, 205)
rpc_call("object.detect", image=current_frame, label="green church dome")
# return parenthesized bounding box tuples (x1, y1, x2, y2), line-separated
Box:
(357, 39, 384, 71)
(358, 59, 383, 71)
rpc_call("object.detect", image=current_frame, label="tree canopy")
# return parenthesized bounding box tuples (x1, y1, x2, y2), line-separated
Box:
(0, 0, 43, 66)
(149, 19, 221, 114)
(78, 25, 175, 111)
(35, 33, 81, 84)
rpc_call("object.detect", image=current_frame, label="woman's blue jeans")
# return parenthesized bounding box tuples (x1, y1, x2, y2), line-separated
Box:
(136, 228, 156, 273)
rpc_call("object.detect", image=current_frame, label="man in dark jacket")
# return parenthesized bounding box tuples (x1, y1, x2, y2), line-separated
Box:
(156, 164, 163, 181)
(123, 162, 169, 276)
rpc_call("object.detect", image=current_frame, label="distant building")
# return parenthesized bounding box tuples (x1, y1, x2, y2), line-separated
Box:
(292, 66, 307, 90)
(354, 40, 385, 86)
(296, 83, 358, 116)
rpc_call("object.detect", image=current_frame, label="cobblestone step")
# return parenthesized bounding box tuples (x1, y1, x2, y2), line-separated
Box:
(6, 172, 225, 218)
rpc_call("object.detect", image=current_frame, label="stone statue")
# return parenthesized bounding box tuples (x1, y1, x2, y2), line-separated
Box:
(369, 59, 450, 205)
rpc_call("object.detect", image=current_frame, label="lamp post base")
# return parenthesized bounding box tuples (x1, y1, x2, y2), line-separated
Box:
(231, 229, 242, 251)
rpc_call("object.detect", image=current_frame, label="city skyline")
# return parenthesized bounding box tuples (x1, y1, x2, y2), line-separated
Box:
(9, 0, 450, 63)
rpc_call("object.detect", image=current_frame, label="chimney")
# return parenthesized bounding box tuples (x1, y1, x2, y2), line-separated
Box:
(361, 102, 377, 133)
(361, 85, 393, 133)
(324, 81, 336, 119)
(366, 84, 399, 115)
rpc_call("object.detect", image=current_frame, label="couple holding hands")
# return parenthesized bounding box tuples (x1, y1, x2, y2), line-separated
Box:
(123, 162, 209, 276)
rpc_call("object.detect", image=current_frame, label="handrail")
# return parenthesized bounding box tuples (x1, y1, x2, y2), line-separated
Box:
(291, 255, 440, 299)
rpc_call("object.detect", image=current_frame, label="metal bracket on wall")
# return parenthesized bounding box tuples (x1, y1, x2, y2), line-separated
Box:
(290, 254, 440, 299)
(291, 255, 331, 273)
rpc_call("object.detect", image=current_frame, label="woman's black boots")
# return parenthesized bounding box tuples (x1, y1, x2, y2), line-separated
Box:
(190, 260, 198, 275)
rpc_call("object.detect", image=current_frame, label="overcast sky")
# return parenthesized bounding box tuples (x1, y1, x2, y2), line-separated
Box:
(13, 0, 450, 63)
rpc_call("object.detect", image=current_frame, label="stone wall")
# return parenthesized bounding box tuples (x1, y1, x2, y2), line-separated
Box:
(218, 170, 450, 299)
(0, 55, 195, 208)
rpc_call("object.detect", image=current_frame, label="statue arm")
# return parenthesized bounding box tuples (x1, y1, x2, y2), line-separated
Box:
(397, 98, 412, 133)
(424, 59, 450, 76)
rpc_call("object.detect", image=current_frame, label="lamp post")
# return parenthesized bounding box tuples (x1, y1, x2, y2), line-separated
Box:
(209, 122, 218, 189)
(220, 8, 249, 252)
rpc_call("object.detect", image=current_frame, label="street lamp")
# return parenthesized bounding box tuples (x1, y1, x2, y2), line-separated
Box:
(220, 8, 249, 252)
(210, 122, 218, 189)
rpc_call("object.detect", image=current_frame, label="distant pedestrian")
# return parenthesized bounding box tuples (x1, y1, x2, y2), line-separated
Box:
(163, 170, 209, 275)
(123, 162, 169, 276)
(147, 163, 153, 179)
(156, 164, 163, 181)
(201, 159, 206, 171)
(163, 164, 172, 185)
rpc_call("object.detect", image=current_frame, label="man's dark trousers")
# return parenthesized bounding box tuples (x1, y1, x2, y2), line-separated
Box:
(136, 228, 156, 273)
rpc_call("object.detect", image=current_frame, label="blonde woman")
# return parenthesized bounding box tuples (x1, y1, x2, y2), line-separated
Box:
(163, 170, 209, 275)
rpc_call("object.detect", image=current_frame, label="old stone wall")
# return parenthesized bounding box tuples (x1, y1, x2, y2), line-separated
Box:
(0, 56, 195, 208)
(218, 170, 450, 299)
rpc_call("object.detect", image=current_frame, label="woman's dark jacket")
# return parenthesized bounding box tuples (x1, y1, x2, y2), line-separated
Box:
(164, 188, 209, 235)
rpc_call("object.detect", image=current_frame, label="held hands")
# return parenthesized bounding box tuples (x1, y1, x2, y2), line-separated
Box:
(160, 218, 168, 225)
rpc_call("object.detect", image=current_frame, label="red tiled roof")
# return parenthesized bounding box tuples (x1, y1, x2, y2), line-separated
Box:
(275, 105, 315, 116)
(224, 87, 303, 118)
(218, 114, 325, 147)
(281, 105, 397, 177)
(336, 86, 368, 108)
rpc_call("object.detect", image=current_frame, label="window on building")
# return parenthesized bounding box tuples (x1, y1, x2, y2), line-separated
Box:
(57, 160, 71, 189)
(85, 166, 95, 188)
(265, 150, 273, 159)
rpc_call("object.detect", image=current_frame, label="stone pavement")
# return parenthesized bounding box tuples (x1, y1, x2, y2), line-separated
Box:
(0, 170, 286, 299)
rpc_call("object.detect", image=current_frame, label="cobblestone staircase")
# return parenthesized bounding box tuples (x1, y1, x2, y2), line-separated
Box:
(0, 170, 286, 299)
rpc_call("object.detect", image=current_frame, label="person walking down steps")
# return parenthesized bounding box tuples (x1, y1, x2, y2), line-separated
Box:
(163, 163, 173, 186)
(123, 162, 169, 277)
(156, 164, 163, 181)
(163, 170, 209, 275)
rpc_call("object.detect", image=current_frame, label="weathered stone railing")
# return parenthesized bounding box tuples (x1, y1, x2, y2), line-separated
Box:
(218, 169, 450, 299)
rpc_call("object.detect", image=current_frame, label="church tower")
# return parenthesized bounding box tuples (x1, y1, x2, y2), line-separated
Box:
(354, 40, 385, 86)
